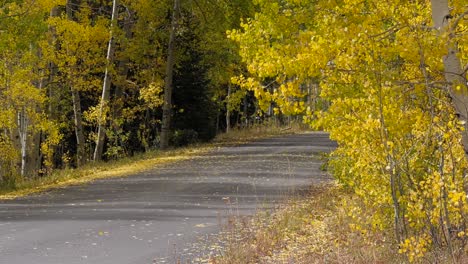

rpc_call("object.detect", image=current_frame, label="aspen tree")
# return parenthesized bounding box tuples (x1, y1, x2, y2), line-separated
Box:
(230, 0, 468, 259)
(430, 0, 468, 155)
(160, 0, 180, 149)
(94, 0, 119, 161)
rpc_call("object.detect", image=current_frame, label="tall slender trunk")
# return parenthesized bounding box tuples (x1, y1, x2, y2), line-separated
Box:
(430, 0, 468, 155)
(226, 84, 231, 133)
(243, 94, 248, 127)
(160, 0, 180, 150)
(30, 64, 46, 177)
(27, 6, 62, 175)
(17, 108, 28, 176)
(94, 0, 119, 161)
(71, 87, 86, 166)
(48, 6, 60, 115)
(65, 1, 86, 166)
(216, 110, 220, 135)
(112, 8, 133, 134)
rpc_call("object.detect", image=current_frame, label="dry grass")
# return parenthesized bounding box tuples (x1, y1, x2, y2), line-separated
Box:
(213, 121, 307, 146)
(207, 183, 468, 264)
(0, 146, 212, 199)
(208, 183, 404, 264)
(0, 122, 308, 200)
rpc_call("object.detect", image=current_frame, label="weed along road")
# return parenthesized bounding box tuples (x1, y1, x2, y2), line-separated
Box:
(0, 132, 335, 264)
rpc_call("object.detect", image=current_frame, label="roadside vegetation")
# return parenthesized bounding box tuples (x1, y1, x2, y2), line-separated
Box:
(210, 183, 468, 264)
(2, 0, 468, 263)
(0, 122, 305, 199)
(226, 0, 468, 262)
(0, 0, 257, 189)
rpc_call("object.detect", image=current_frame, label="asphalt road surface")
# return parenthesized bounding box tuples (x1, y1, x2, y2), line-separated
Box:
(0, 132, 336, 264)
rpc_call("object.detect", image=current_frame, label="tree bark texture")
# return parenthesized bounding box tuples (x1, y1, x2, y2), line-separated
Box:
(65, 1, 87, 166)
(112, 9, 133, 131)
(94, 0, 119, 161)
(160, 0, 180, 149)
(17, 108, 28, 176)
(226, 84, 231, 133)
(71, 88, 86, 166)
(430, 0, 468, 155)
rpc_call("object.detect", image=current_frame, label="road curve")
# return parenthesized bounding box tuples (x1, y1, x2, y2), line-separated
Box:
(0, 132, 336, 264)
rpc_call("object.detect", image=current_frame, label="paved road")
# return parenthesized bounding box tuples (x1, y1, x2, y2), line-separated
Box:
(0, 132, 335, 264)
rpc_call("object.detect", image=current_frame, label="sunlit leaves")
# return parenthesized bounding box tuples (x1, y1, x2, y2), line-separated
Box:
(231, 0, 468, 260)
(139, 80, 164, 109)
(44, 14, 109, 92)
(0, 0, 63, 178)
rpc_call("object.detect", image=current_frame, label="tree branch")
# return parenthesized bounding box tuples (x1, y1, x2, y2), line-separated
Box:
(451, 9, 468, 31)
(192, 0, 208, 23)
(463, 63, 468, 76)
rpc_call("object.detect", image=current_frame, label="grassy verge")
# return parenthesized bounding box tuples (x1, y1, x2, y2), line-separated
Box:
(209, 183, 468, 264)
(0, 146, 211, 199)
(0, 122, 306, 200)
(213, 121, 307, 145)
(208, 183, 403, 264)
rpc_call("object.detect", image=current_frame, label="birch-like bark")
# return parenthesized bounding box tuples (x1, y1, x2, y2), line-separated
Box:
(226, 84, 232, 133)
(94, 0, 119, 161)
(18, 108, 28, 176)
(71, 88, 86, 166)
(112, 8, 133, 136)
(431, 0, 468, 155)
(243, 94, 248, 127)
(48, 6, 60, 115)
(65, 1, 87, 166)
(160, 0, 180, 149)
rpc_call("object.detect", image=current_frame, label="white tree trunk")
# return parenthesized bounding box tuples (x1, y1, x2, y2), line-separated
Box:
(71, 87, 86, 166)
(94, 0, 119, 161)
(17, 108, 28, 176)
(65, 1, 87, 166)
(431, 0, 468, 154)
(226, 84, 231, 133)
(160, 0, 180, 149)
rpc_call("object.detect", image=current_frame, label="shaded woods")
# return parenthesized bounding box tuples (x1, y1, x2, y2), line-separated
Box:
(0, 0, 255, 180)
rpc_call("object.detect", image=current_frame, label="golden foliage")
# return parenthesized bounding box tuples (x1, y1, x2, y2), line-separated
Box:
(230, 0, 468, 260)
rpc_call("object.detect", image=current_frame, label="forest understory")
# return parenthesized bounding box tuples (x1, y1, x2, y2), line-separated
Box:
(0, 123, 304, 199)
